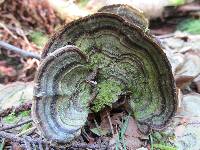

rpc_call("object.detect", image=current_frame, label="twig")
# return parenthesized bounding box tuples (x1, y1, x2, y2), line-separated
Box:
(17, 127, 36, 137)
(0, 131, 103, 149)
(0, 102, 32, 118)
(82, 128, 94, 142)
(0, 41, 41, 60)
(106, 111, 114, 136)
(156, 33, 175, 39)
(0, 23, 18, 39)
(0, 131, 58, 149)
(0, 131, 27, 144)
(0, 119, 32, 131)
(72, 143, 101, 149)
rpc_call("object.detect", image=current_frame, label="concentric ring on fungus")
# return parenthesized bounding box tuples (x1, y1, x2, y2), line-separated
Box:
(32, 5, 177, 143)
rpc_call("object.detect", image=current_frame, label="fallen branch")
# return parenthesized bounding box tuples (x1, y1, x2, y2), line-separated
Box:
(0, 131, 104, 149)
(0, 41, 41, 60)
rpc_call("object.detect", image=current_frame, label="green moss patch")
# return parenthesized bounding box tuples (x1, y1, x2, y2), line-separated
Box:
(92, 80, 123, 112)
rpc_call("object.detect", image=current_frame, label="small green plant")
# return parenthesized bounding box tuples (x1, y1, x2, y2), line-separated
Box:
(3, 112, 18, 124)
(170, 0, 185, 6)
(116, 114, 130, 150)
(20, 122, 32, 132)
(19, 110, 31, 117)
(29, 31, 48, 47)
(153, 144, 177, 150)
(3, 110, 31, 124)
(150, 132, 177, 150)
(177, 19, 200, 34)
(90, 119, 107, 136)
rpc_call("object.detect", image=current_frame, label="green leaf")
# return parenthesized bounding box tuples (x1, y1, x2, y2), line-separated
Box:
(170, 0, 186, 6)
(177, 19, 200, 34)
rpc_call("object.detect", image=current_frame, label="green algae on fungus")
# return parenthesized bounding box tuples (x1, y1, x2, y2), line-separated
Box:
(88, 53, 111, 69)
(32, 4, 176, 143)
(92, 80, 124, 112)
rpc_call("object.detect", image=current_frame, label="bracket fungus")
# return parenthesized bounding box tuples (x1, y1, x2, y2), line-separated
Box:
(32, 4, 177, 143)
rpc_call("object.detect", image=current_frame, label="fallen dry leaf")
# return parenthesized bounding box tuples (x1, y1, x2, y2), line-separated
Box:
(175, 75, 194, 89)
(180, 93, 200, 117)
(124, 117, 144, 150)
(124, 117, 141, 138)
(0, 82, 33, 111)
(0, 65, 16, 77)
(164, 49, 185, 75)
(175, 53, 200, 77)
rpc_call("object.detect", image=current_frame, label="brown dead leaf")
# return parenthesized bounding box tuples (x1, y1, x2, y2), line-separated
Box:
(175, 53, 200, 77)
(175, 75, 194, 89)
(124, 117, 144, 150)
(0, 60, 17, 83)
(1, 0, 61, 33)
(0, 63, 16, 77)
(125, 117, 141, 138)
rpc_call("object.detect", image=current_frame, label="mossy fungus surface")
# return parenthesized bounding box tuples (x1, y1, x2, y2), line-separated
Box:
(32, 5, 176, 143)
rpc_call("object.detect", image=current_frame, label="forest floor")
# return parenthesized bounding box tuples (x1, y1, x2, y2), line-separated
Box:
(0, 0, 200, 150)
